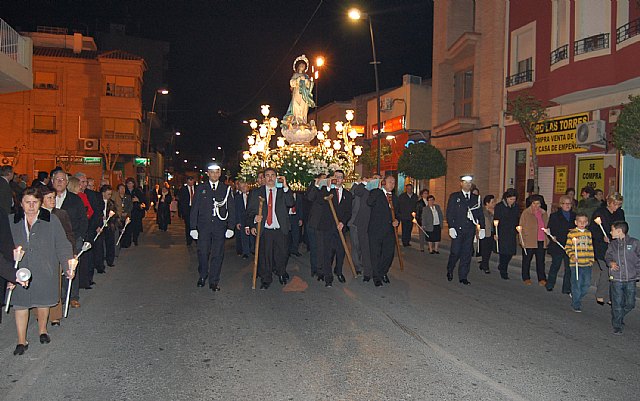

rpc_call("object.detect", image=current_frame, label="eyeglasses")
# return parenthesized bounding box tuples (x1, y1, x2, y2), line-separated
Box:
(54, 178, 67, 182)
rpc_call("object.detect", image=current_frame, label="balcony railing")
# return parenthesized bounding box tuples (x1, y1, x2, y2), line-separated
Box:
(550, 44, 569, 65)
(574, 33, 609, 55)
(0, 19, 31, 68)
(617, 17, 640, 44)
(505, 69, 533, 87)
(103, 131, 139, 140)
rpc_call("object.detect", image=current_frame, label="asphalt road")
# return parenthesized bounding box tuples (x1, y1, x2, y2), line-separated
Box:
(0, 216, 639, 401)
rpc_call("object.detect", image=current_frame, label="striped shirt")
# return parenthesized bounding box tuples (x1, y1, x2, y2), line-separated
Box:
(565, 228, 595, 267)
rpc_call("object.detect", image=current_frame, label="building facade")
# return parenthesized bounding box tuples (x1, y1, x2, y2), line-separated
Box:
(431, 0, 506, 208)
(0, 28, 146, 183)
(504, 0, 640, 223)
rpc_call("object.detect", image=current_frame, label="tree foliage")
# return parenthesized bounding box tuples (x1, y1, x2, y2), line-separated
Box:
(397, 143, 447, 180)
(613, 95, 640, 158)
(506, 94, 548, 193)
(359, 142, 392, 173)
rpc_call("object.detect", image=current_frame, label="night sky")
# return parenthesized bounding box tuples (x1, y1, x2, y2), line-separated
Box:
(1, 0, 433, 170)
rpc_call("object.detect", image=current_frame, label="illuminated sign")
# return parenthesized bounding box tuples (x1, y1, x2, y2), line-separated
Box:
(534, 113, 589, 155)
(82, 157, 102, 165)
(371, 116, 405, 136)
(134, 157, 149, 166)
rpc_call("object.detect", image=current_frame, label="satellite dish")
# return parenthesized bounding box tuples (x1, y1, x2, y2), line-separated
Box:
(576, 123, 590, 143)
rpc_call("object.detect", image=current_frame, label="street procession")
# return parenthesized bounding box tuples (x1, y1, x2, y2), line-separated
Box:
(1, 1, 640, 400)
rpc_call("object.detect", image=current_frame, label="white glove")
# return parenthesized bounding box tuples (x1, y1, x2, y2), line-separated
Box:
(478, 229, 486, 239)
(225, 229, 234, 239)
(190, 230, 199, 240)
(449, 228, 457, 239)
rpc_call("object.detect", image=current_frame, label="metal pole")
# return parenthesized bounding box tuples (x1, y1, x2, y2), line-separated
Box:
(145, 92, 158, 186)
(368, 16, 382, 176)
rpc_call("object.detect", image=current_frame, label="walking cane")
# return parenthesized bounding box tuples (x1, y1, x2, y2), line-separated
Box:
(324, 194, 357, 278)
(4, 246, 25, 313)
(64, 242, 91, 318)
(388, 196, 404, 272)
(252, 196, 264, 290)
(115, 217, 131, 246)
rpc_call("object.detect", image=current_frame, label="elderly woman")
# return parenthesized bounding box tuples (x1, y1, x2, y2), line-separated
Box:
(40, 186, 75, 326)
(590, 192, 625, 305)
(545, 195, 575, 293)
(493, 189, 520, 280)
(519, 194, 549, 286)
(156, 185, 172, 231)
(416, 193, 443, 254)
(8, 187, 73, 355)
(479, 195, 496, 274)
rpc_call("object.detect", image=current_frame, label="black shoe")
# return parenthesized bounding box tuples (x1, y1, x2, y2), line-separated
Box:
(500, 274, 509, 280)
(355, 271, 362, 277)
(279, 275, 288, 285)
(83, 286, 93, 290)
(107, 263, 115, 267)
(460, 279, 471, 285)
(51, 320, 61, 327)
(546, 286, 553, 291)
(291, 251, 302, 257)
(317, 275, 324, 282)
(311, 272, 317, 278)
(363, 276, 371, 282)
(134, 241, 138, 246)
(337, 274, 346, 283)
(374, 279, 383, 287)
(40, 333, 51, 344)
(325, 282, 333, 288)
(483, 269, 491, 274)
(242, 254, 249, 259)
(403, 243, 410, 247)
(435, 251, 440, 254)
(197, 278, 206, 287)
(260, 282, 270, 290)
(382, 275, 390, 284)
(284, 272, 290, 280)
(209, 284, 221, 292)
(13, 343, 28, 355)
(90, 281, 96, 286)
(96, 270, 105, 274)
(447, 273, 453, 281)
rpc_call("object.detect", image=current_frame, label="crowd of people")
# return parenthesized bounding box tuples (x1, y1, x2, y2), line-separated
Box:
(0, 165, 149, 355)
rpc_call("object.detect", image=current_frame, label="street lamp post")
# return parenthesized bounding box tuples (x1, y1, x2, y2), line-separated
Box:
(349, 8, 382, 175)
(145, 88, 169, 185)
(313, 56, 324, 123)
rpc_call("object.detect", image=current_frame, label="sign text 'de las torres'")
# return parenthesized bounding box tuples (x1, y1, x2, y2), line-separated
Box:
(534, 113, 589, 155)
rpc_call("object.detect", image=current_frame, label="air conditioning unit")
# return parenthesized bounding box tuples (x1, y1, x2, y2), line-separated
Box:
(0, 156, 15, 166)
(82, 138, 99, 151)
(575, 120, 606, 147)
(380, 98, 393, 112)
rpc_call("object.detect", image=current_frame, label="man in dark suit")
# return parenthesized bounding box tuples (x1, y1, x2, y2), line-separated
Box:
(348, 176, 379, 280)
(445, 175, 485, 285)
(234, 180, 252, 258)
(75, 172, 103, 282)
(397, 183, 418, 247)
(0, 165, 14, 214)
(190, 164, 235, 291)
(311, 170, 352, 287)
(246, 167, 295, 289)
(288, 191, 304, 257)
(178, 176, 196, 245)
(304, 173, 327, 277)
(367, 175, 399, 287)
(52, 170, 88, 307)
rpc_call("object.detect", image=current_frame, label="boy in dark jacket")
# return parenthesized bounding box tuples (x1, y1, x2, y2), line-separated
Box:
(605, 221, 640, 335)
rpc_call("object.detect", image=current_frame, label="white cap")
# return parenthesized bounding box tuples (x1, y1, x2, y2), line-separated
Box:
(460, 175, 473, 182)
(207, 164, 221, 171)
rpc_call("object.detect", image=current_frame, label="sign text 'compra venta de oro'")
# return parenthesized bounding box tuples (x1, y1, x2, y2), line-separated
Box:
(533, 113, 589, 155)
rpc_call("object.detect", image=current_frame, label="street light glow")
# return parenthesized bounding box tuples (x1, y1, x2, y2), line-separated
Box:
(348, 8, 362, 20)
(217, 146, 222, 150)
(175, 131, 181, 136)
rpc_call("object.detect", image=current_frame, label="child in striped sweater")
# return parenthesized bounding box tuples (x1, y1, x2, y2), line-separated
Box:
(565, 213, 595, 312)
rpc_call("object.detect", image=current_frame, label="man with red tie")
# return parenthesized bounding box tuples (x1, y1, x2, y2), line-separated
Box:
(178, 176, 197, 246)
(367, 175, 399, 287)
(246, 168, 295, 289)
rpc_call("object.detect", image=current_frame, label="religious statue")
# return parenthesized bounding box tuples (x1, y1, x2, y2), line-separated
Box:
(283, 55, 316, 126)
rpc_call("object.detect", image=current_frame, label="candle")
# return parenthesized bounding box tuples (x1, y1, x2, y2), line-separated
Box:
(516, 226, 527, 255)
(572, 237, 579, 281)
(493, 220, 499, 253)
(593, 216, 607, 237)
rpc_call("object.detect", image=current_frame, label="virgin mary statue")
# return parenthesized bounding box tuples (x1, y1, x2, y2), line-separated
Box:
(283, 55, 316, 126)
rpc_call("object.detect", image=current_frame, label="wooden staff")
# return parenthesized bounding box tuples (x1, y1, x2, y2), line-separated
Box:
(252, 196, 264, 290)
(388, 195, 404, 271)
(324, 194, 357, 278)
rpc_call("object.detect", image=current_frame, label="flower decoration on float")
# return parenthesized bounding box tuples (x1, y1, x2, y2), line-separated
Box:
(239, 106, 362, 190)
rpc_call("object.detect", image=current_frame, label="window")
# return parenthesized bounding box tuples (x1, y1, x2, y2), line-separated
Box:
(33, 115, 56, 133)
(551, 0, 570, 65)
(507, 22, 536, 87)
(104, 118, 138, 138)
(105, 75, 136, 98)
(574, 0, 611, 56)
(454, 68, 473, 117)
(34, 71, 57, 89)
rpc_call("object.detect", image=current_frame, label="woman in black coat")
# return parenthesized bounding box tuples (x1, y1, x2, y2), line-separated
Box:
(545, 195, 575, 293)
(156, 186, 172, 231)
(493, 188, 520, 280)
(124, 178, 147, 246)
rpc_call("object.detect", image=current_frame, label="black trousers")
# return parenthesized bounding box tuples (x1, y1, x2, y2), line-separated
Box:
(130, 215, 143, 244)
(78, 249, 93, 288)
(319, 229, 345, 283)
(182, 206, 192, 245)
(289, 214, 301, 253)
(401, 219, 413, 246)
(258, 228, 289, 284)
(196, 227, 226, 285)
(369, 228, 395, 280)
(521, 241, 547, 281)
(93, 227, 115, 273)
(479, 237, 495, 271)
(498, 253, 514, 277)
(446, 227, 475, 280)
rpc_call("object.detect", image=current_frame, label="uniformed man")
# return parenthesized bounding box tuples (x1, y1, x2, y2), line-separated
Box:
(445, 175, 485, 285)
(190, 164, 236, 291)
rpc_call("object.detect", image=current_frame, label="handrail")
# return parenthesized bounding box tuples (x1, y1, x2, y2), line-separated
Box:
(617, 17, 640, 44)
(0, 19, 31, 68)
